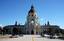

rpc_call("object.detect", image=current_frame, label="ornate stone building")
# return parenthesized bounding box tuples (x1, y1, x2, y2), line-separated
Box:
(2, 5, 61, 35)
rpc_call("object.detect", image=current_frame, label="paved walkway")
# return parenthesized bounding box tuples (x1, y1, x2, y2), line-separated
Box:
(0, 35, 64, 41)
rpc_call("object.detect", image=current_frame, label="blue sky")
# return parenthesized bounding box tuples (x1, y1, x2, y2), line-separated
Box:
(0, 0, 64, 29)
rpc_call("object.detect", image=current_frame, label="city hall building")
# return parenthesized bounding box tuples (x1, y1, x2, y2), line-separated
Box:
(3, 5, 60, 35)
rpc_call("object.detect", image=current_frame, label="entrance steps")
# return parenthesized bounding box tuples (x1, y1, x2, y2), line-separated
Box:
(23, 35, 41, 38)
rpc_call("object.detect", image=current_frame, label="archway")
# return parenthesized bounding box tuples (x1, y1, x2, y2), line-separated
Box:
(31, 29, 34, 34)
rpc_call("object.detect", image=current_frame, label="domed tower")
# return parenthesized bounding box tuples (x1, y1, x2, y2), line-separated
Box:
(25, 5, 40, 34)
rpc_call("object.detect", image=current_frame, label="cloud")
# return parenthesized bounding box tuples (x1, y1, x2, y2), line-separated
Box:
(0, 24, 3, 27)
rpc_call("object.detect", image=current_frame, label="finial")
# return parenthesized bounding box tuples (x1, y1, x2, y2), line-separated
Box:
(47, 21, 50, 26)
(15, 21, 17, 26)
(31, 4, 34, 9)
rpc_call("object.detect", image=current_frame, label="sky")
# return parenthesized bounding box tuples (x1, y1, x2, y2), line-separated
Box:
(0, 0, 64, 29)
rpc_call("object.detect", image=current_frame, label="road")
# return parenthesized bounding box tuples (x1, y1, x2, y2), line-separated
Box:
(0, 35, 64, 41)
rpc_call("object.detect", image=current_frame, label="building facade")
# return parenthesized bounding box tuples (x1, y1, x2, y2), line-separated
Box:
(41, 21, 60, 35)
(25, 5, 40, 34)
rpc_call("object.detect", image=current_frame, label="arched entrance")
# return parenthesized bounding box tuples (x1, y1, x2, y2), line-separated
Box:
(31, 29, 34, 34)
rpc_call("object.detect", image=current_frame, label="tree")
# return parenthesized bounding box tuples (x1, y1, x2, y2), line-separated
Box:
(12, 27, 18, 36)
